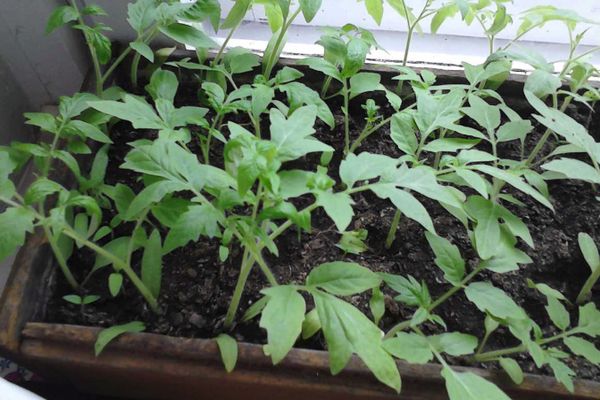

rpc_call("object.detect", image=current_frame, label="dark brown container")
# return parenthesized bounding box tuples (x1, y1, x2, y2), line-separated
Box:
(1, 56, 599, 400)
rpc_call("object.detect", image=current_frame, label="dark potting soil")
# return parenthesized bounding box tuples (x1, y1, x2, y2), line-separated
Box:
(44, 70, 600, 382)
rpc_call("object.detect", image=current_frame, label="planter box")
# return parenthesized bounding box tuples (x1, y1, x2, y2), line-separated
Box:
(1, 53, 599, 400)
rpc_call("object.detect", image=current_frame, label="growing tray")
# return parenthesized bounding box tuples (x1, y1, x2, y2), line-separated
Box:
(0, 53, 599, 400)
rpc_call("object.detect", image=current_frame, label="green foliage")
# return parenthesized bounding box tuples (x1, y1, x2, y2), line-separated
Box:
(95, 321, 146, 356)
(7, 1, 600, 397)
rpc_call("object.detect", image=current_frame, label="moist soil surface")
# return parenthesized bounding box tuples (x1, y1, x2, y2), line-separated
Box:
(45, 68, 600, 381)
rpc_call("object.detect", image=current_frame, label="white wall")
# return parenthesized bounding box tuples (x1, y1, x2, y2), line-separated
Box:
(201, 0, 600, 69)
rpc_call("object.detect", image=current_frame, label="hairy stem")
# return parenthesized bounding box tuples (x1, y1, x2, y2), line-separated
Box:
(473, 330, 574, 362)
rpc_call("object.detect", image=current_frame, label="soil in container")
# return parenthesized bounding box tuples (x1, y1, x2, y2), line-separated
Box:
(43, 68, 600, 382)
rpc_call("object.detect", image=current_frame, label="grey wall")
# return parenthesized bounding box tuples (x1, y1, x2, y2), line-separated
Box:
(0, 0, 89, 146)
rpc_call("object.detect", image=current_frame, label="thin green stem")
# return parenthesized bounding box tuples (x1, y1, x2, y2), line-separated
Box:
(43, 225, 80, 290)
(224, 248, 252, 328)
(384, 210, 402, 249)
(349, 115, 394, 154)
(213, 22, 240, 66)
(342, 78, 350, 155)
(474, 330, 574, 362)
(264, 8, 302, 79)
(69, 0, 103, 95)
(61, 226, 159, 312)
(576, 267, 600, 304)
(384, 264, 485, 339)
(525, 97, 572, 165)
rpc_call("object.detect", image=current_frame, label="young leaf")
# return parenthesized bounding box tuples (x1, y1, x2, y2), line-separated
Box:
(302, 308, 322, 340)
(364, 0, 384, 25)
(260, 286, 306, 364)
(316, 191, 354, 232)
(546, 297, 570, 331)
(307, 261, 381, 296)
(313, 291, 401, 392)
(577, 303, 600, 337)
(164, 205, 223, 254)
(499, 358, 524, 385)
(548, 358, 575, 393)
(524, 70, 561, 98)
(0, 208, 35, 262)
(297, 57, 342, 82)
(142, 229, 162, 298)
(390, 112, 418, 155)
(369, 286, 385, 325)
(95, 322, 145, 356)
(127, 0, 156, 34)
(349, 72, 384, 98)
(220, 0, 251, 30)
(578, 233, 600, 272)
(216, 334, 238, 373)
(441, 367, 511, 400)
(146, 69, 178, 103)
(371, 184, 435, 233)
(461, 95, 501, 133)
(89, 95, 164, 130)
(159, 23, 218, 49)
(472, 165, 554, 210)
(108, 273, 123, 297)
(465, 196, 500, 260)
(564, 337, 600, 364)
(242, 296, 268, 322)
(428, 333, 478, 356)
(425, 232, 465, 286)
(383, 332, 433, 364)
(130, 41, 154, 63)
(339, 152, 396, 188)
(337, 229, 369, 255)
(542, 158, 600, 184)
(299, 0, 322, 22)
(269, 105, 333, 161)
(46, 5, 78, 34)
(465, 282, 528, 322)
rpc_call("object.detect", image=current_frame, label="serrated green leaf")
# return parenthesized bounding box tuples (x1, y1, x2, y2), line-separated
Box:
(364, 0, 384, 24)
(260, 286, 306, 364)
(429, 332, 478, 356)
(577, 303, 600, 337)
(160, 23, 217, 49)
(425, 232, 465, 286)
(46, 5, 78, 34)
(472, 165, 553, 210)
(317, 191, 354, 232)
(339, 152, 396, 188)
(313, 291, 401, 392)
(142, 229, 162, 298)
(0, 208, 35, 262)
(383, 332, 433, 364)
(164, 204, 223, 253)
(465, 282, 528, 321)
(371, 184, 435, 233)
(542, 158, 600, 185)
(442, 367, 511, 400)
(307, 261, 381, 295)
